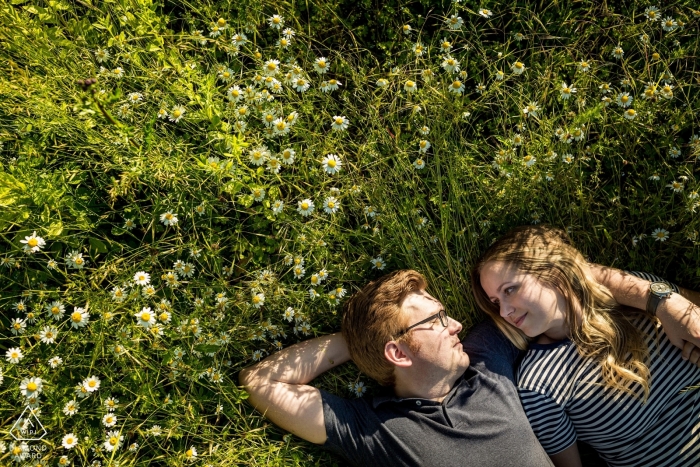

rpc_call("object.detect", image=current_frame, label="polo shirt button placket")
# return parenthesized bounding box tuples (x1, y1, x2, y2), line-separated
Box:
(415, 401, 421, 406)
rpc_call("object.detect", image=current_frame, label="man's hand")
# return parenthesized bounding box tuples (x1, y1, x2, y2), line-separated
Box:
(239, 333, 350, 444)
(656, 289, 700, 362)
(590, 264, 700, 365)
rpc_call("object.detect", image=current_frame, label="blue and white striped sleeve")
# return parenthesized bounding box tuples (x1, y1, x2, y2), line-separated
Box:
(518, 388, 577, 455)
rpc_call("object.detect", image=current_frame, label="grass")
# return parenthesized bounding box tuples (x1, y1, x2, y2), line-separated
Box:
(1, 0, 699, 465)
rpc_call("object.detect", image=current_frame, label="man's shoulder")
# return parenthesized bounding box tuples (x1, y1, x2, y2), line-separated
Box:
(462, 318, 521, 384)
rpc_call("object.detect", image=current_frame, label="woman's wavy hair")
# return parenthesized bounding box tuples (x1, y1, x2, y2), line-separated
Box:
(471, 225, 652, 401)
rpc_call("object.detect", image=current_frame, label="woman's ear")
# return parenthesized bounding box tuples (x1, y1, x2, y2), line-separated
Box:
(384, 340, 413, 368)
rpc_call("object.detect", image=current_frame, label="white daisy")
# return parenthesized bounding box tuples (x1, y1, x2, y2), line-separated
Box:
(448, 80, 465, 94)
(185, 446, 198, 463)
(376, 78, 389, 88)
(62, 433, 78, 450)
(413, 158, 426, 169)
(478, 8, 493, 18)
(447, 15, 464, 30)
(323, 196, 340, 214)
(370, 256, 386, 270)
(616, 92, 633, 107)
(248, 146, 269, 166)
(271, 200, 284, 215)
(331, 115, 349, 131)
(104, 430, 124, 452)
(560, 82, 576, 100)
(20, 377, 43, 398)
(63, 400, 79, 416)
(169, 105, 185, 123)
(297, 199, 315, 217)
(102, 413, 117, 427)
(441, 56, 460, 74)
(577, 60, 591, 72)
(652, 228, 670, 241)
(49, 356, 63, 368)
(133, 271, 150, 285)
(623, 108, 637, 120)
(322, 154, 342, 174)
(280, 148, 295, 165)
(20, 231, 46, 254)
(418, 140, 431, 153)
(39, 326, 58, 344)
(133, 307, 154, 329)
(644, 6, 660, 21)
(69, 307, 89, 328)
(268, 14, 284, 29)
(404, 80, 418, 93)
(511, 61, 525, 74)
(83, 375, 101, 392)
(160, 211, 178, 226)
(251, 292, 265, 308)
(6, 347, 23, 363)
(313, 57, 329, 74)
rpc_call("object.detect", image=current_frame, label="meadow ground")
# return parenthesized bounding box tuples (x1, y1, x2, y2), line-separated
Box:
(1, 0, 699, 465)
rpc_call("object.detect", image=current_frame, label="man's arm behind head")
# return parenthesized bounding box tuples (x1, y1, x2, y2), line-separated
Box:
(239, 332, 351, 444)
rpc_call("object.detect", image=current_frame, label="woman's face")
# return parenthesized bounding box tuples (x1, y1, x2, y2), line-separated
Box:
(479, 260, 570, 340)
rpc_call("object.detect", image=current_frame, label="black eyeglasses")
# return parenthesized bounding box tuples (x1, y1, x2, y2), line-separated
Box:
(395, 309, 449, 338)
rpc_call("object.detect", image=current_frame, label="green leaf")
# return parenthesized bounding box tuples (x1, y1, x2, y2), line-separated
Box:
(47, 221, 63, 237)
(89, 237, 108, 254)
(0, 172, 27, 207)
(194, 344, 220, 354)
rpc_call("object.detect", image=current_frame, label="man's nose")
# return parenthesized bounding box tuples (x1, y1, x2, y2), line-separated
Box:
(449, 316, 463, 334)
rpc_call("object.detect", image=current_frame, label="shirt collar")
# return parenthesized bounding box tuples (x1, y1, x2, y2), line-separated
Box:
(370, 368, 476, 408)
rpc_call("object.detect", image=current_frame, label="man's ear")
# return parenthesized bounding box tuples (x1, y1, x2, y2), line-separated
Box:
(384, 341, 413, 368)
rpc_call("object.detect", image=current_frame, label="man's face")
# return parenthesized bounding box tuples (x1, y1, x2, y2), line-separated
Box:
(400, 289, 470, 378)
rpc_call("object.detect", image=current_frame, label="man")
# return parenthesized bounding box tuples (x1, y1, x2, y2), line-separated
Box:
(239, 266, 700, 466)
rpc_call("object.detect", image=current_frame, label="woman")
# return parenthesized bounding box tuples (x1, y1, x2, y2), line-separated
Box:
(470, 225, 700, 467)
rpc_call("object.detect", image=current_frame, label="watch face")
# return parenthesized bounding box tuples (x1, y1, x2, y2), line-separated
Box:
(651, 282, 672, 295)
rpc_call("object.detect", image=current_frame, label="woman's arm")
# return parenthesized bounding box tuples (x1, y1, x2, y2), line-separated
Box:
(549, 443, 583, 467)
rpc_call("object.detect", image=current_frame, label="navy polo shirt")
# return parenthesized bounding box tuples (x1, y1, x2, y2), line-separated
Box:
(320, 320, 553, 466)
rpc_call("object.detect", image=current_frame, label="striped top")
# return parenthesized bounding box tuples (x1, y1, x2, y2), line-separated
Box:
(517, 275, 700, 466)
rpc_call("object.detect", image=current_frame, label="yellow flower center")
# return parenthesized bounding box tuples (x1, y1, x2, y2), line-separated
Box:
(252, 296, 260, 304)
(172, 110, 181, 117)
(109, 436, 119, 446)
(89, 380, 96, 388)
(335, 117, 344, 125)
(301, 202, 309, 210)
(652, 53, 660, 60)
(160, 312, 169, 321)
(217, 18, 226, 27)
(329, 79, 337, 85)
(27, 382, 38, 391)
(186, 449, 194, 458)
(327, 159, 336, 168)
(28, 238, 38, 247)
(165, 213, 173, 220)
(514, 62, 523, 69)
(267, 63, 276, 71)
(621, 96, 629, 102)
(328, 201, 335, 208)
(71, 312, 82, 322)
(406, 80, 415, 87)
(141, 312, 151, 321)
(452, 80, 461, 88)
(276, 122, 285, 130)
(75, 257, 84, 265)
(51, 306, 60, 314)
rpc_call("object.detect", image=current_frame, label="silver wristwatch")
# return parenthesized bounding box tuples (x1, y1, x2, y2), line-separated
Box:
(646, 282, 673, 316)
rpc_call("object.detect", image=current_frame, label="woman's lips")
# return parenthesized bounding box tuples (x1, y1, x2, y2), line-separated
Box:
(513, 313, 527, 327)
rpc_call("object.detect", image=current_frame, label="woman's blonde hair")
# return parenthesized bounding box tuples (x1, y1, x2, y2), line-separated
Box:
(471, 225, 652, 401)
